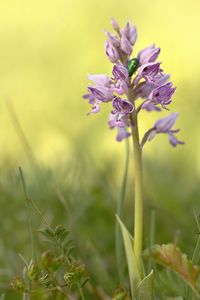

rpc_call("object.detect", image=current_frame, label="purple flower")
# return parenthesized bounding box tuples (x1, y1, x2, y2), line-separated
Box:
(108, 111, 131, 141)
(88, 86, 114, 102)
(147, 113, 184, 147)
(137, 44, 160, 64)
(141, 102, 161, 112)
(112, 63, 129, 94)
(112, 63, 129, 81)
(121, 21, 137, 46)
(104, 31, 120, 47)
(108, 110, 127, 128)
(83, 93, 96, 104)
(105, 40, 120, 63)
(84, 73, 114, 114)
(83, 18, 183, 144)
(83, 94, 101, 114)
(153, 113, 178, 132)
(108, 97, 133, 141)
(120, 31, 133, 56)
(116, 127, 131, 142)
(111, 18, 120, 31)
(135, 72, 170, 101)
(148, 82, 176, 108)
(112, 97, 133, 114)
(112, 80, 129, 95)
(135, 62, 161, 84)
(88, 74, 112, 87)
(153, 72, 170, 86)
(105, 20, 137, 62)
(88, 100, 101, 114)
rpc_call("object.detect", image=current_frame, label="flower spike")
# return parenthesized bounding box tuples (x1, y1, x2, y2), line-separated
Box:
(83, 18, 183, 144)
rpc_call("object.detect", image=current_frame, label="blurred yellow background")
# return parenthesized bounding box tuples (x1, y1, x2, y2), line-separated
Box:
(0, 0, 199, 176)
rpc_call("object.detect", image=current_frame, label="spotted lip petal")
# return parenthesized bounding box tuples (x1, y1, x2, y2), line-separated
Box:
(108, 111, 126, 128)
(88, 100, 101, 114)
(108, 110, 131, 142)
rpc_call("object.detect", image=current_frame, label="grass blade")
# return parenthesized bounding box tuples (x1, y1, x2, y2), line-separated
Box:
(137, 270, 154, 300)
(115, 138, 130, 283)
(116, 215, 141, 299)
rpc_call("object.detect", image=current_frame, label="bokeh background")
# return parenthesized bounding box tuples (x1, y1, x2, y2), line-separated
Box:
(0, 0, 200, 298)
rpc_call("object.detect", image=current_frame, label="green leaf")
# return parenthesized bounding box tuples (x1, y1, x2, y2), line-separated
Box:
(55, 225, 69, 239)
(143, 244, 200, 295)
(116, 215, 141, 299)
(38, 228, 54, 239)
(137, 270, 154, 300)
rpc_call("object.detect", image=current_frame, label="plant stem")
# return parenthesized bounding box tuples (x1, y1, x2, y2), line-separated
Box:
(127, 87, 144, 277)
(78, 283, 86, 300)
(131, 112, 143, 277)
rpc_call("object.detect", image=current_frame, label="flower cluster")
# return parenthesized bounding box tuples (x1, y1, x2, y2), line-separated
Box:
(83, 18, 183, 146)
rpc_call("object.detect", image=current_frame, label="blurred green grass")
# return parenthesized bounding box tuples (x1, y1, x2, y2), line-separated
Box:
(0, 0, 200, 298)
(1, 151, 200, 298)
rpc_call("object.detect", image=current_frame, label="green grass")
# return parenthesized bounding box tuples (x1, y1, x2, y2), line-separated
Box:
(0, 150, 200, 299)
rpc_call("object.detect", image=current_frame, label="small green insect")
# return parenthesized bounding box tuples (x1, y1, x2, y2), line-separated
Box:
(127, 58, 139, 77)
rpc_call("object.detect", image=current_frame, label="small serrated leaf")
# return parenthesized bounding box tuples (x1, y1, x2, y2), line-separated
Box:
(38, 228, 54, 239)
(55, 225, 69, 238)
(59, 230, 69, 240)
(54, 225, 63, 234)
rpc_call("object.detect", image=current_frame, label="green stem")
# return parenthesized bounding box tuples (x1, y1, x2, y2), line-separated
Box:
(78, 283, 86, 300)
(115, 138, 130, 282)
(131, 113, 143, 277)
(126, 84, 144, 278)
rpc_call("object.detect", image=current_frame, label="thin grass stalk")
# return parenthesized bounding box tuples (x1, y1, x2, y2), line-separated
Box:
(148, 210, 156, 273)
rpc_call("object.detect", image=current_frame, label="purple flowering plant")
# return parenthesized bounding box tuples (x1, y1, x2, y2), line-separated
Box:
(83, 18, 183, 146)
(83, 19, 200, 299)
